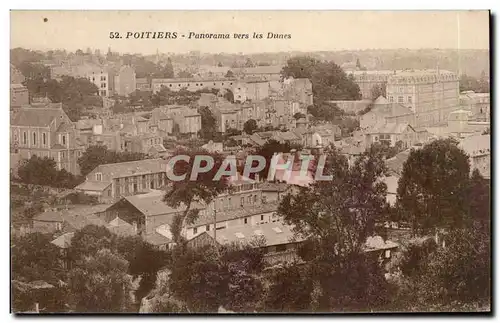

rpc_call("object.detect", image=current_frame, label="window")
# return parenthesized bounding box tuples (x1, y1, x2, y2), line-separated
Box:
(56, 222, 62, 231)
(247, 196, 252, 204)
(193, 227, 198, 235)
(151, 181, 155, 189)
(133, 183, 138, 192)
(100, 90, 106, 96)
(389, 96, 394, 102)
(206, 224, 210, 231)
(62, 135, 66, 145)
(407, 96, 412, 103)
(96, 173, 102, 181)
(253, 195, 257, 203)
(262, 196, 267, 204)
(244, 218, 248, 224)
(240, 197, 244, 206)
(398, 96, 404, 103)
(42, 133, 46, 146)
(101, 83, 106, 88)
(23, 132, 27, 145)
(61, 151, 66, 158)
(169, 84, 172, 87)
(32, 132, 36, 145)
(92, 77, 95, 81)
(260, 214, 264, 221)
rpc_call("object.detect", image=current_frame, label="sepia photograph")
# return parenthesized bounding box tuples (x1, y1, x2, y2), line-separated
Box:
(8, 10, 491, 314)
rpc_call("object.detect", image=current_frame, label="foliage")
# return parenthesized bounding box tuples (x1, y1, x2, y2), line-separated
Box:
(262, 264, 314, 312)
(198, 106, 218, 141)
(459, 73, 489, 93)
(293, 112, 306, 120)
(370, 83, 387, 100)
(17, 155, 81, 188)
(177, 69, 193, 78)
(225, 70, 234, 78)
(396, 139, 471, 235)
(77, 145, 147, 176)
(128, 90, 153, 107)
(223, 89, 235, 103)
(281, 56, 361, 104)
(67, 249, 134, 312)
(23, 75, 101, 121)
(307, 103, 344, 122)
(168, 243, 264, 312)
(277, 147, 390, 310)
(253, 139, 304, 180)
(11, 232, 64, 284)
(243, 119, 258, 135)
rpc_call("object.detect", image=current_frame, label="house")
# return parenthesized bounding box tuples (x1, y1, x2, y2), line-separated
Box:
(365, 122, 417, 148)
(202, 140, 224, 153)
(123, 133, 163, 154)
(459, 134, 490, 179)
(187, 222, 304, 265)
(10, 103, 86, 174)
(10, 84, 29, 108)
(74, 158, 168, 203)
(136, 78, 151, 92)
(360, 96, 416, 130)
(99, 190, 205, 237)
(10, 64, 25, 84)
(114, 65, 137, 97)
(32, 204, 110, 234)
(459, 91, 490, 122)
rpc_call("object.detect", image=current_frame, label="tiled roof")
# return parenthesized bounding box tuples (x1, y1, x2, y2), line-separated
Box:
(373, 96, 389, 105)
(259, 182, 289, 192)
(95, 158, 166, 179)
(56, 122, 74, 133)
(64, 214, 108, 231)
(195, 222, 302, 247)
(369, 122, 413, 134)
(51, 232, 75, 249)
(11, 107, 66, 127)
(144, 231, 171, 246)
(188, 202, 279, 228)
(123, 190, 205, 220)
(34, 204, 110, 225)
(75, 181, 111, 192)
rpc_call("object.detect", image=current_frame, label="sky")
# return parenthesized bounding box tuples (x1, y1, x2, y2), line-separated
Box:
(10, 10, 490, 55)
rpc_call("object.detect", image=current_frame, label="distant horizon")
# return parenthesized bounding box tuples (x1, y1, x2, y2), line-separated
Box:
(10, 46, 490, 57)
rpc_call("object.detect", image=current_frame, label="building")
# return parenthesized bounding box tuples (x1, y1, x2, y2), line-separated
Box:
(74, 158, 168, 203)
(328, 99, 373, 115)
(232, 65, 283, 82)
(10, 103, 85, 174)
(114, 65, 137, 97)
(459, 91, 490, 122)
(32, 204, 110, 234)
(136, 78, 151, 91)
(360, 96, 416, 130)
(151, 77, 237, 93)
(364, 122, 417, 148)
(10, 84, 29, 108)
(11, 64, 25, 84)
(51, 63, 110, 97)
(347, 70, 398, 100)
(386, 69, 459, 127)
(232, 79, 271, 103)
(458, 134, 490, 179)
(123, 133, 164, 155)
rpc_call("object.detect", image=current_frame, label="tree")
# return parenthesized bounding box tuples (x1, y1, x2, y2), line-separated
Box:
(128, 90, 152, 107)
(307, 103, 343, 122)
(17, 155, 80, 188)
(459, 74, 489, 93)
(263, 264, 314, 312)
(164, 58, 175, 78)
(396, 139, 471, 235)
(277, 147, 390, 310)
(77, 145, 147, 177)
(370, 83, 387, 100)
(244, 57, 255, 68)
(243, 119, 258, 135)
(177, 70, 193, 78)
(11, 232, 64, 284)
(467, 169, 490, 233)
(198, 106, 218, 141)
(223, 89, 234, 103)
(225, 70, 234, 78)
(293, 112, 306, 120)
(67, 249, 134, 312)
(162, 148, 231, 244)
(282, 56, 361, 104)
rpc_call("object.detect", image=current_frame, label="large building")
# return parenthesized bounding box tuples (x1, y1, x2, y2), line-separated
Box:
(10, 102, 85, 174)
(386, 69, 459, 127)
(114, 65, 137, 97)
(51, 63, 110, 97)
(75, 158, 168, 203)
(347, 70, 397, 100)
(151, 77, 237, 93)
(459, 91, 490, 122)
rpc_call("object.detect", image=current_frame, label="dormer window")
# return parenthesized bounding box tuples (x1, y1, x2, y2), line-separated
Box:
(95, 173, 102, 181)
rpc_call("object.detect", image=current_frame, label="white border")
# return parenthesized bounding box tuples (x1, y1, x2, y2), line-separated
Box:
(2, 2, 498, 322)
